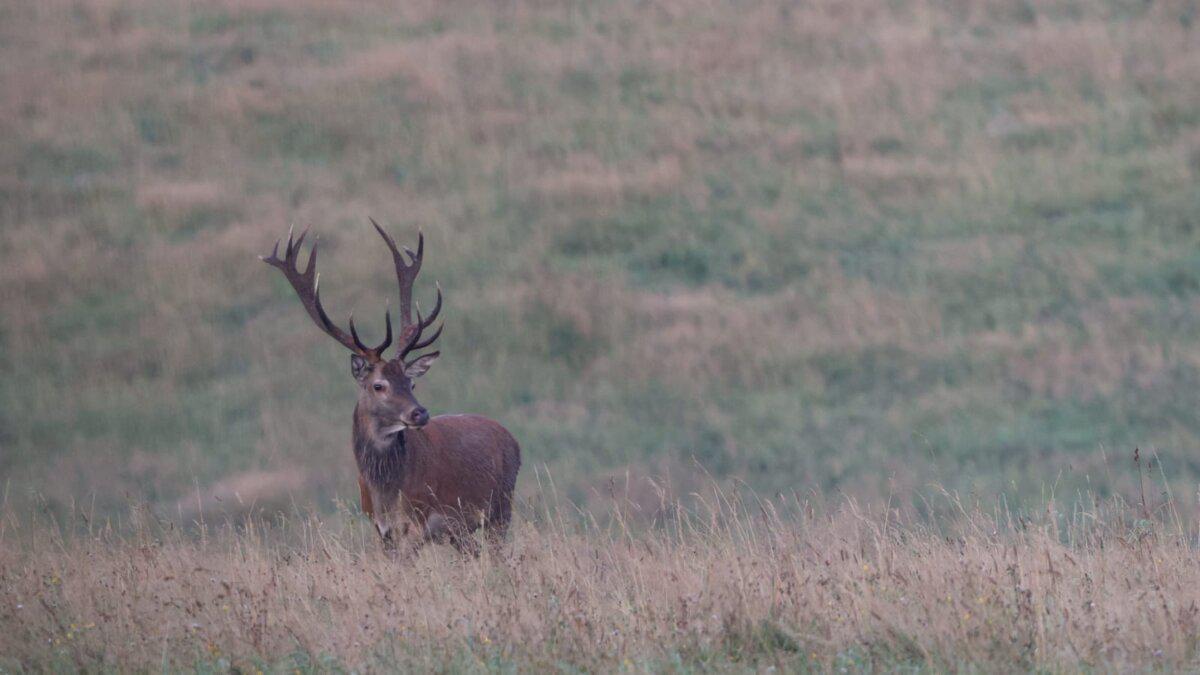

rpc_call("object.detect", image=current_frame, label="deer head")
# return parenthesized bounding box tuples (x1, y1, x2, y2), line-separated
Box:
(260, 221, 443, 436)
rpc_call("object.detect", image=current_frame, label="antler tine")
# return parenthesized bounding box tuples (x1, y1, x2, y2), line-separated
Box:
(396, 281, 444, 359)
(410, 322, 443, 352)
(405, 350, 440, 369)
(261, 227, 391, 361)
(404, 233, 423, 268)
(291, 227, 307, 258)
(370, 218, 444, 360)
(345, 309, 391, 355)
(397, 306, 425, 357)
(348, 314, 368, 353)
(370, 217, 398, 254)
(371, 218, 424, 330)
(303, 236, 320, 279)
(378, 308, 393, 353)
(422, 283, 442, 326)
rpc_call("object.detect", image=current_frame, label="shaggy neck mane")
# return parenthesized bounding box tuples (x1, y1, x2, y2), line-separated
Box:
(354, 427, 407, 494)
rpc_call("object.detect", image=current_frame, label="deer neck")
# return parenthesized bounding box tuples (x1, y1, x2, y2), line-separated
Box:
(353, 410, 409, 492)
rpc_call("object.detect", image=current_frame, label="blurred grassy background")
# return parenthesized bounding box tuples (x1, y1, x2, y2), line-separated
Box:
(2, 0, 1199, 521)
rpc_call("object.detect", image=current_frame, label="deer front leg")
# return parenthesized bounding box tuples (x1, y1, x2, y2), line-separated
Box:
(375, 516, 419, 559)
(376, 513, 448, 560)
(359, 476, 374, 519)
(362, 482, 409, 557)
(360, 476, 398, 554)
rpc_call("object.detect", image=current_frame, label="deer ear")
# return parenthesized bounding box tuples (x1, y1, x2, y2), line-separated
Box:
(350, 354, 372, 382)
(404, 352, 439, 379)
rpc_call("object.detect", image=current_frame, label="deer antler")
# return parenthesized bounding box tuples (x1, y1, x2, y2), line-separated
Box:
(261, 225, 392, 361)
(370, 218, 443, 362)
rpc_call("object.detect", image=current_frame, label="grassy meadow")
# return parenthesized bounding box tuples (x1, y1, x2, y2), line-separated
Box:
(4, 0, 1200, 518)
(4, 0, 1200, 670)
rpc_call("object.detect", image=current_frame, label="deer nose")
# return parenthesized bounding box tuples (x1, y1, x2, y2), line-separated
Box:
(410, 407, 429, 427)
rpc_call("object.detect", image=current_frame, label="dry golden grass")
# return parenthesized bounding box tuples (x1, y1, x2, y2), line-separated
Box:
(2, 482, 1198, 672)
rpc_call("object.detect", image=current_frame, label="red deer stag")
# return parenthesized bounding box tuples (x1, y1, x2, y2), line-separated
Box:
(261, 221, 520, 555)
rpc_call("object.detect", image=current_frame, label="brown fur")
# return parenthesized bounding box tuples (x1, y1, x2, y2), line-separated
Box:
(353, 411, 520, 555)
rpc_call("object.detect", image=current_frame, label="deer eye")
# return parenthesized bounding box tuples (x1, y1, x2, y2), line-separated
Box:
(372, 382, 386, 392)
